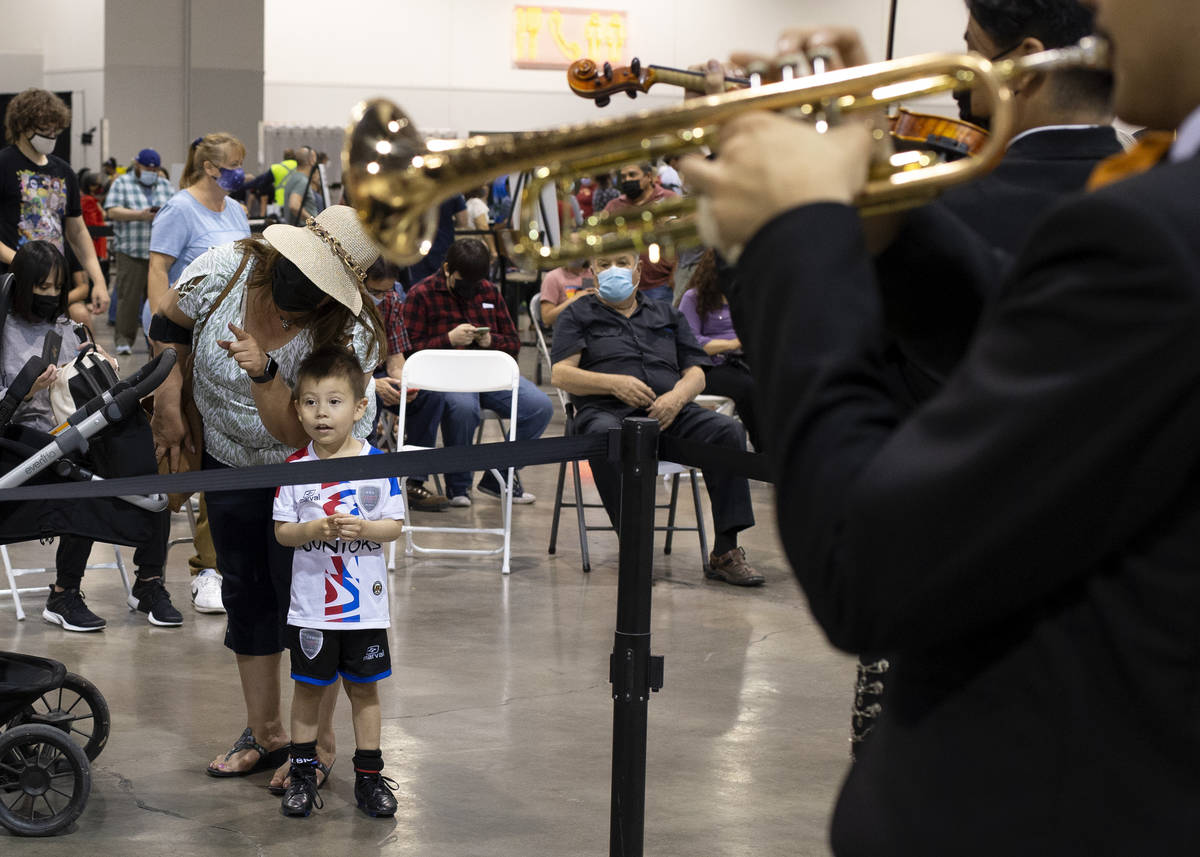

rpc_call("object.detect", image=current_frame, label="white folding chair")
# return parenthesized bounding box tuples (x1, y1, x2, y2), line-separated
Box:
(394, 349, 520, 574)
(1, 543, 132, 621)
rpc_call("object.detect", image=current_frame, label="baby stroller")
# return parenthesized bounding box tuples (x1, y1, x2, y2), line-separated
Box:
(0, 651, 109, 835)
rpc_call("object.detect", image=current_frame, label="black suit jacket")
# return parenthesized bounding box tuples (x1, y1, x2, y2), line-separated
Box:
(732, 154, 1200, 855)
(876, 127, 1124, 401)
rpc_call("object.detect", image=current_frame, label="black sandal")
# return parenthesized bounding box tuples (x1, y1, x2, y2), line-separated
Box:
(267, 757, 333, 795)
(206, 728, 291, 778)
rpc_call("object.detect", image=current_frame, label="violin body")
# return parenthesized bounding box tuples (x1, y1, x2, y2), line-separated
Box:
(890, 108, 989, 160)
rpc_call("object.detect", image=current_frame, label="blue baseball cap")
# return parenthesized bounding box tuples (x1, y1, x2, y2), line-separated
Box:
(136, 148, 161, 168)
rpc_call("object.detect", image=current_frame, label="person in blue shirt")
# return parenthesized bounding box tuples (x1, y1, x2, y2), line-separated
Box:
(147, 132, 250, 316)
(146, 131, 250, 617)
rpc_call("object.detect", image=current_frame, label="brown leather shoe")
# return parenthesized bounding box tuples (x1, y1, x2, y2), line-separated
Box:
(705, 547, 764, 586)
(407, 482, 449, 512)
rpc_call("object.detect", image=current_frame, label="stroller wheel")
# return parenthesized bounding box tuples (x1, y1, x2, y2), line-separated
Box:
(0, 724, 91, 836)
(5, 673, 110, 762)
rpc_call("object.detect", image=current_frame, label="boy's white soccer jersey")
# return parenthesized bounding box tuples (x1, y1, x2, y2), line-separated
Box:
(273, 441, 404, 630)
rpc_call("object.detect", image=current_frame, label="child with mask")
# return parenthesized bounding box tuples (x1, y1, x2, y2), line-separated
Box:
(0, 240, 182, 631)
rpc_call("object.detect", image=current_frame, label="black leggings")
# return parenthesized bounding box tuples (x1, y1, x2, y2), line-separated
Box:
(203, 453, 294, 656)
(55, 512, 169, 590)
(703, 360, 761, 451)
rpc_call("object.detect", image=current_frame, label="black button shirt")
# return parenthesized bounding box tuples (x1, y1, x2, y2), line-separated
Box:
(551, 293, 710, 415)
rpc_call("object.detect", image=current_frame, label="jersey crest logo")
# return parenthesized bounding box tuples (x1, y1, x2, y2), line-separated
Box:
(372, 581, 383, 597)
(299, 627, 324, 660)
(359, 484, 381, 513)
(301, 489, 320, 504)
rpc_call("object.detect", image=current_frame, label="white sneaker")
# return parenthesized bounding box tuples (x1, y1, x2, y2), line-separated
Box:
(447, 494, 472, 508)
(115, 344, 133, 355)
(190, 569, 225, 613)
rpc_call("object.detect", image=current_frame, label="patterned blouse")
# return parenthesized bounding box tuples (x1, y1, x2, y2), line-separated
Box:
(175, 242, 379, 468)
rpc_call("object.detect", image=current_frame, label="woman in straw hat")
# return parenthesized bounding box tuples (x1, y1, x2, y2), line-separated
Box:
(148, 205, 387, 788)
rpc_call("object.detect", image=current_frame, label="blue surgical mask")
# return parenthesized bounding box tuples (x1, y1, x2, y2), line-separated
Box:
(596, 265, 636, 303)
(215, 166, 244, 193)
(138, 168, 157, 186)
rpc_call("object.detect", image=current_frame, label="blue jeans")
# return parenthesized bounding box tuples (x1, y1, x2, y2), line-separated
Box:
(640, 283, 674, 304)
(440, 376, 553, 496)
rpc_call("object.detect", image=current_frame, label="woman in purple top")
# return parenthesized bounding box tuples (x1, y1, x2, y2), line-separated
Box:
(678, 250, 760, 450)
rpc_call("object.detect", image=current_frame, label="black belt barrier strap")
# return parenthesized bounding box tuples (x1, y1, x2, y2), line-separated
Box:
(659, 434, 774, 483)
(0, 434, 609, 502)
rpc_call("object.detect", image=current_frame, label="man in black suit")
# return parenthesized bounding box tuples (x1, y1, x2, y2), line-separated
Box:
(877, 0, 1122, 401)
(860, 0, 1123, 754)
(684, 0, 1200, 852)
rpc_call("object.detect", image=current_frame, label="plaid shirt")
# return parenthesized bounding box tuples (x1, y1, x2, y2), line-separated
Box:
(104, 171, 174, 259)
(378, 290, 412, 356)
(401, 271, 521, 358)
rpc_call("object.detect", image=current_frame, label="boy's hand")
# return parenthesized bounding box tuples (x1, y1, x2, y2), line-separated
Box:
(333, 513, 364, 540)
(307, 516, 339, 541)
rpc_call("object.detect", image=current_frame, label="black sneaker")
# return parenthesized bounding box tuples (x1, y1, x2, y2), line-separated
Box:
(128, 577, 183, 627)
(477, 470, 536, 504)
(282, 762, 324, 817)
(42, 586, 106, 632)
(406, 481, 449, 512)
(354, 770, 399, 818)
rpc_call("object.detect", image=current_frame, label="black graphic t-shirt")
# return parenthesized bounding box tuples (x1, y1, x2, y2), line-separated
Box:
(0, 145, 81, 263)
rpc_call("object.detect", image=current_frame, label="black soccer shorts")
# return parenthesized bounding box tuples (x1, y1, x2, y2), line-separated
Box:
(287, 625, 392, 686)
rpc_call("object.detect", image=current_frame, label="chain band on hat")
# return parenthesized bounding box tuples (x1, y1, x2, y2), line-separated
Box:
(305, 216, 368, 285)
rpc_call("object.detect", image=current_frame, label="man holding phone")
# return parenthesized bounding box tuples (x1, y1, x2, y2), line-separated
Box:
(105, 147, 173, 354)
(402, 238, 553, 506)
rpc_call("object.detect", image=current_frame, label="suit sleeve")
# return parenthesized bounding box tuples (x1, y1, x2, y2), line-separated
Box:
(733, 197, 1200, 653)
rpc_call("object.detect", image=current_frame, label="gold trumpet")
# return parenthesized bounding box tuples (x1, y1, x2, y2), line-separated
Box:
(342, 37, 1108, 269)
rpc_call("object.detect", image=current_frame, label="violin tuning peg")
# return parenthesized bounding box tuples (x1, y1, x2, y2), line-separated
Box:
(630, 57, 641, 75)
(603, 62, 613, 81)
(626, 90, 638, 99)
(596, 96, 611, 108)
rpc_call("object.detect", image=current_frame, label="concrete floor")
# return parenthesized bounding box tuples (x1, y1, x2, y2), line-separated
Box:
(0, 315, 854, 856)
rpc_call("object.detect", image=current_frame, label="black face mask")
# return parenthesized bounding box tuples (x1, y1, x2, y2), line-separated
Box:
(30, 294, 60, 322)
(953, 88, 991, 133)
(619, 179, 644, 199)
(449, 275, 481, 301)
(271, 256, 326, 313)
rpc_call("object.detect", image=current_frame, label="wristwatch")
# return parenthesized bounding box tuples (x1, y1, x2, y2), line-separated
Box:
(249, 356, 279, 384)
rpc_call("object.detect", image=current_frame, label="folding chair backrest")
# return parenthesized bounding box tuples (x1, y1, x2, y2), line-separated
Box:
(529, 294, 556, 383)
(401, 349, 519, 394)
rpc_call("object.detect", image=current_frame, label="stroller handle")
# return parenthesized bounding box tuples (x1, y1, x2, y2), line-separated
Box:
(0, 349, 179, 493)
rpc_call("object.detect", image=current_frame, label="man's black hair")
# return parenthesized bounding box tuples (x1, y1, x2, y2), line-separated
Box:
(444, 238, 490, 282)
(966, 0, 1112, 107)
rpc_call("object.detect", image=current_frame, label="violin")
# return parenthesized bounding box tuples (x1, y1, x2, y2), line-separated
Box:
(568, 59, 990, 161)
(890, 108, 988, 159)
(566, 58, 747, 106)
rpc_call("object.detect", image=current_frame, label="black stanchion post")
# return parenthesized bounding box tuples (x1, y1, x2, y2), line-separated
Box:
(609, 417, 664, 857)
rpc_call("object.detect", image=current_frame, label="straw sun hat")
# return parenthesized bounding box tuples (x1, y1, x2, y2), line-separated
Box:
(262, 205, 379, 316)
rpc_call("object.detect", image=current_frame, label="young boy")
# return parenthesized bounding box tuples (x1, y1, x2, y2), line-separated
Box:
(273, 346, 404, 818)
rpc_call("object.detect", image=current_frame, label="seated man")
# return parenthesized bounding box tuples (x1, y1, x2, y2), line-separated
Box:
(367, 256, 448, 511)
(402, 238, 553, 506)
(550, 250, 761, 585)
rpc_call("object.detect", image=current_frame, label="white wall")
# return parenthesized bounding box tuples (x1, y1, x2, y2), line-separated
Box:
(0, 0, 106, 169)
(263, 0, 979, 136)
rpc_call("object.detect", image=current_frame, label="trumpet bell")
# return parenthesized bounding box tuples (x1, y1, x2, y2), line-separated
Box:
(342, 99, 438, 266)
